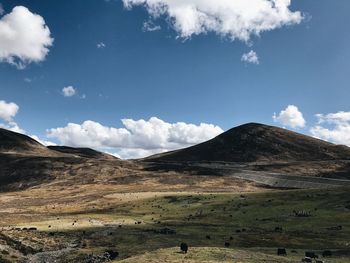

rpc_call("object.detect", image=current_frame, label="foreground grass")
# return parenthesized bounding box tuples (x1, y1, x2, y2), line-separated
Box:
(1, 187, 350, 262)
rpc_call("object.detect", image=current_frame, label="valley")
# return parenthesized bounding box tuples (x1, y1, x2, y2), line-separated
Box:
(0, 123, 350, 262)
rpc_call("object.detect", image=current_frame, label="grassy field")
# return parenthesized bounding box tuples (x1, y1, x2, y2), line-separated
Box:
(0, 186, 349, 262)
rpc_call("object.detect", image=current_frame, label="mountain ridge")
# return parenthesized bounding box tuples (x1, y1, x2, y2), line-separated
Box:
(144, 122, 350, 163)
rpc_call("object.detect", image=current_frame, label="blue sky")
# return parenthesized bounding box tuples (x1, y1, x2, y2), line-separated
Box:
(0, 0, 350, 158)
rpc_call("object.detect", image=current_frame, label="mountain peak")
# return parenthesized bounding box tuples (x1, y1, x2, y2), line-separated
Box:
(145, 122, 350, 163)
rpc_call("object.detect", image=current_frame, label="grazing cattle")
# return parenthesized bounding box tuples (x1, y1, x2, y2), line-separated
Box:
(322, 250, 332, 257)
(277, 248, 287, 256)
(105, 250, 119, 260)
(28, 227, 37, 231)
(327, 225, 342, 231)
(180, 243, 188, 254)
(302, 257, 312, 262)
(305, 251, 317, 258)
(274, 227, 283, 232)
(224, 242, 230, 247)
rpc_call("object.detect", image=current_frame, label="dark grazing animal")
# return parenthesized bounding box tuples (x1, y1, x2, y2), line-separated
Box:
(274, 227, 283, 232)
(180, 243, 188, 254)
(277, 248, 287, 256)
(305, 251, 318, 258)
(105, 250, 119, 260)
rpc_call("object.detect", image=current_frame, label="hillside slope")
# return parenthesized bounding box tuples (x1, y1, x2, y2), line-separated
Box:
(0, 128, 51, 156)
(145, 123, 350, 163)
(0, 128, 130, 191)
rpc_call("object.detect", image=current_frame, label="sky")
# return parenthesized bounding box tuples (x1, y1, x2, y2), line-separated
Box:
(0, 0, 350, 159)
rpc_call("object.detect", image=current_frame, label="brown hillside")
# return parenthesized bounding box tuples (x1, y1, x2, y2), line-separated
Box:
(145, 123, 350, 163)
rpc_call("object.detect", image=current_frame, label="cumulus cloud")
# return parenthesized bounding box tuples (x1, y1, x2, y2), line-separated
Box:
(0, 100, 19, 122)
(0, 100, 25, 133)
(123, 0, 303, 41)
(241, 50, 259, 64)
(273, 105, 306, 128)
(0, 121, 25, 134)
(310, 111, 350, 146)
(62, 86, 76, 97)
(0, 6, 53, 69)
(0, 99, 56, 146)
(47, 117, 223, 159)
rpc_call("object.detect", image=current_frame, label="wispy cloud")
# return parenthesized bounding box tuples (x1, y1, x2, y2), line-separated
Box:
(97, 42, 106, 49)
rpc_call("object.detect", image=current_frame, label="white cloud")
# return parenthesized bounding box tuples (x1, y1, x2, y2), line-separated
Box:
(273, 105, 306, 128)
(0, 100, 19, 122)
(0, 121, 25, 134)
(97, 42, 106, 49)
(123, 0, 303, 41)
(241, 50, 259, 64)
(310, 111, 350, 146)
(30, 135, 57, 146)
(0, 99, 56, 146)
(0, 6, 53, 69)
(47, 117, 223, 159)
(0, 100, 25, 134)
(62, 86, 76, 97)
(142, 20, 161, 32)
(315, 111, 350, 125)
(111, 148, 168, 159)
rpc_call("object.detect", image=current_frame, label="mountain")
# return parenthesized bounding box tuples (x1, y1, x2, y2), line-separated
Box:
(0, 128, 127, 191)
(144, 123, 350, 163)
(0, 128, 51, 155)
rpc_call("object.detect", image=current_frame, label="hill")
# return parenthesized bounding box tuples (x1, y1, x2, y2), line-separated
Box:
(0, 128, 51, 155)
(0, 128, 128, 191)
(144, 123, 350, 163)
(48, 146, 116, 159)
